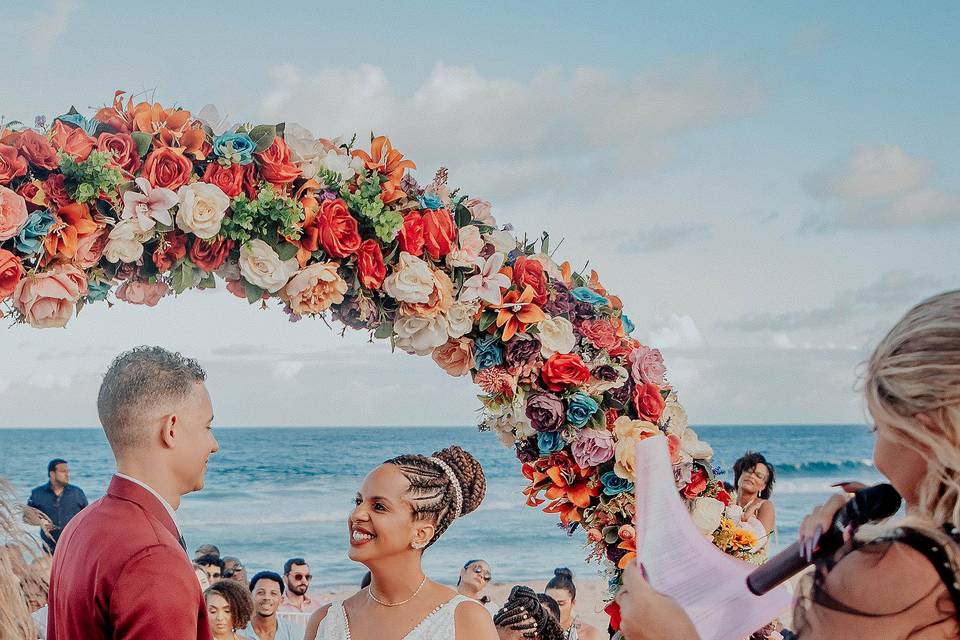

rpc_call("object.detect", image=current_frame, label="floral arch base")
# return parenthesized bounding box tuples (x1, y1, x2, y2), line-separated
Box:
(0, 92, 755, 598)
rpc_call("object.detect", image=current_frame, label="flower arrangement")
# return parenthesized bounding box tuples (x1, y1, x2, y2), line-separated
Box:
(0, 91, 765, 597)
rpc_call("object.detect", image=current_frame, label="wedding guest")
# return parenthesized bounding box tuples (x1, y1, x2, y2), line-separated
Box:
(615, 290, 960, 639)
(223, 556, 248, 584)
(205, 580, 255, 640)
(732, 451, 777, 560)
(279, 557, 322, 615)
(26, 459, 88, 553)
(537, 592, 561, 622)
(46, 346, 220, 640)
(194, 563, 211, 591)
(457, 559, 499, 615)
(494, 586, 564, 640)
(244, 571, 303, 640)
(198, 553, 226, 583)
(544, 568, 603, 640)
(195, 543, 221, 560)
(305, 445, 497, 639)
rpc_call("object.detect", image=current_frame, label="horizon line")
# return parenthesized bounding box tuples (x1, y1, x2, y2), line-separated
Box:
(0, 422, 869, 430)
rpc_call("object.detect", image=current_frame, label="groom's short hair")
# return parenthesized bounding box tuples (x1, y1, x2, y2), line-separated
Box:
(97, 346, 206, 452)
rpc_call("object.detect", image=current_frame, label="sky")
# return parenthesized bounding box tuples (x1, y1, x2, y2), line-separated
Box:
(1, 1, 958, 427)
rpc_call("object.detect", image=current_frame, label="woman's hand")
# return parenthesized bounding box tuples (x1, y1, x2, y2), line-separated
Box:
(615, 563, 700, 640)
(797, 491, 853, 561)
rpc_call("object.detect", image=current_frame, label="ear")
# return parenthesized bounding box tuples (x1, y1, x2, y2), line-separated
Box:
(411, 521, 436, 549)
(159, 413, 178, 449)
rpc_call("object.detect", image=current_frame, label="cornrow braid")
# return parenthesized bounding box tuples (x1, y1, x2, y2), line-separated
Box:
(385, 445, 486, 547)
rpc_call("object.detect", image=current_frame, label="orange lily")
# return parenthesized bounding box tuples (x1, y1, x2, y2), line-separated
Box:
(493, 285, 546, 342)
(351, 136, 416, 183)
(616, 537, 637, 569)
(559, 261, 573, 288)
(588, 270, 622, 309)
(42, 203, 99, 263)
(522, 459, 600, 525)
(95, 92, 204, 158)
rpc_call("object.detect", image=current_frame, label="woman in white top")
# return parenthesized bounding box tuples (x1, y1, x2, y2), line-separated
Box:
(305, 445, 497, 640)
(456, 559, 499, 616)
(732, 451, 777, 562)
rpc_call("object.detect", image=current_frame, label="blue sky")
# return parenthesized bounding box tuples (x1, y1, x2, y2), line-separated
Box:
(1, 1, 958, 427)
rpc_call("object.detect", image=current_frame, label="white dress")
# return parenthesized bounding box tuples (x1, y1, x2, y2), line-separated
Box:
(314, 594, 471, 640)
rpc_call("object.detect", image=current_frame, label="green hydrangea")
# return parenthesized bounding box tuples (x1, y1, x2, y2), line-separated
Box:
(222, 183, 304, 245)
(58, 151, 124, 204)
(341, 170, 404, 243)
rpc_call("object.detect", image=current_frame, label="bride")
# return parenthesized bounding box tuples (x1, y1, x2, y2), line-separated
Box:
(305, 445, 498, 640)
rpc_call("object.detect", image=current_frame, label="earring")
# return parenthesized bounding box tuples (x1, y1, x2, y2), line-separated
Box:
(411, 541, 426, 550)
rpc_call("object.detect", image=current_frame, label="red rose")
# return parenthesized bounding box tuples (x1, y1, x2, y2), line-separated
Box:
(356, 239, 386, 289)
(632, 382, 665, 423)
(201, 162, 244, 198)
(16, 181, 45, 212)
(397, 212, 425, 256)
(96, 132, 141, 174)
(541, 352, 590, 392)
(142, 147, 194, 190)
(317, 198, 361, 258)
(0, 145, 28, 185)
(49, 120, 94, 161)
(14, 130, 59, 170)
(255, 137, 300, 186)
(42, 174, 71, 208)
(241, 163, 259, 199)
(421, 208, 456, 260)
(578, 319, 619, 350)
(152, 231, 187, 272)
(511, 255, 547, 305)
(683, 468, 708, 499)
(189, 236, 234, 273)
(716, 488, 733, 507)
(0, 249, 24, 301)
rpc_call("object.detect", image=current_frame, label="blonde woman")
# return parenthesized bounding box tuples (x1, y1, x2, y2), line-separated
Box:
(616, 290, 960, 640)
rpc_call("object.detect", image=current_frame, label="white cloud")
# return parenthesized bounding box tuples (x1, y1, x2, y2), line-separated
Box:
(646, 314, 704, 349)
(805, 144, 960, 227)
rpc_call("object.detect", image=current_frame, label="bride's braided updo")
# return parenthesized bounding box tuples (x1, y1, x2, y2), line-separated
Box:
(385, 445, 486, 548)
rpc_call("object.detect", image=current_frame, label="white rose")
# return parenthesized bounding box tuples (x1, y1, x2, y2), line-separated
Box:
(284, 123, 325, 163)
(444, 299, 479, 338)
(484, 229, 518, 254)
(176, 182, 230, 240)
(394, 314, 449, 356)
(691, 497, 726, 535)
(681, 428, 714, 461)
(319, 149, 365, 182)
(103, 220, 153, 263)
(660, 401, 689, 438)
(538, 316, 576, 357)
(382, 252, 436, 303)
(464, 198, 495, 226)
(239, 239, 298, 293)
(445, 225, 485, 269)
(528, 253, 563, 281)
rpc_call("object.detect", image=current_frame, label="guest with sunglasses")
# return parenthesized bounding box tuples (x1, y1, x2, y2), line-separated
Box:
(278, 557, 323, 622)
(457, 559, 500, 615)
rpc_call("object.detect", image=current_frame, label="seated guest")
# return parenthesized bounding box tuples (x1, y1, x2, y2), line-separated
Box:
(731, 451, 777, 560)
(223, 556, 248, 585)
(457, 559, 499, 615)
(205, 580, 255, 640)
(195, 543, 221, 560)
(279, 557, 322, 616)
(245, 571, 303, 640)
(197, 552, 225, 584)
(545, 568, 603, 640)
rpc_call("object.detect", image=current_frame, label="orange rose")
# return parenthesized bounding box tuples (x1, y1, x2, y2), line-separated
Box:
(511, 255, 547, 306)
(201, 162, 245, 198)
(578, 319, 619, 350)
(142, 147, 194, 190)
(316, 198, 361, 258)
(0, 185, 28, 241)
(632, 382, 666, 423)
(96, 132, 141, 174)
(282, 261, 348, 315)
(0, 249, 24, 300)
(421, 209, 456, 260)
(356, 239, 386, 290)
(541, 352, 590, 392)
(431, 337, 476, 377)
(397, 211, 425, 256)
(398, 268, 454, 318)
(0, 144, 28, 185)
(256, 137, 300, 186)
(49, 120, 94, 161)
(14, 130, 59, 170)
(12, 264, 88, 328)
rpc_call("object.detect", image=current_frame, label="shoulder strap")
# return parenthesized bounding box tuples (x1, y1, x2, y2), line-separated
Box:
(892, 527, 960, 619)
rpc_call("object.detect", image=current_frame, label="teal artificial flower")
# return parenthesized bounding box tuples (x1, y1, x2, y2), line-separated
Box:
(621, 313, 635, 335)
(213, 132, 257, 165)
(566, 392, 600, 428)
(85, 280, 112, 302)
(537, 431, 566, 454)
(15, 209, 56, 255)
(473, 334, 504, 370)
(55, 113, 99, 136)
(419, 193, 444, 210)
(600, 470, 635, 496)
(571, 287, 609, 307)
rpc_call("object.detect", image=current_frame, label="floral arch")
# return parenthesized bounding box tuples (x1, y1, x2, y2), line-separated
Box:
(0, 92, 750, 597)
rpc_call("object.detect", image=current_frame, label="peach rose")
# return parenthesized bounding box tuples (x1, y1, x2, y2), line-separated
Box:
(116, 280, 169, 307)
(49, 120, 94, 161)
(72, 227, 108, 269)
(13, 264, 88, 328)
(431, 337, 476, 376)
(0, 249, 24, 300)
(282, 261, 348, 315)
(0, 185, 28, 241)
(398, 267, 454, 318)
(611, 416, 659, 480)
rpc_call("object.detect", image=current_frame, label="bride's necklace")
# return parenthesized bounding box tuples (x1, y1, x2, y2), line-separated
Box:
(368, 575, 428, 607)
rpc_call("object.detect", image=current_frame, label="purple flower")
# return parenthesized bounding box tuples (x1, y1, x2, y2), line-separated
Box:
(592, 364, 619, 382)
(515, 436, 540, 463)
(572, 301, 596, 321)
(571, 429, 615, 468)
(505, 336, 541, 368)
(543, 284, 574, 317)
(525, 392, 565, 433)
(605, 382, 631, 409)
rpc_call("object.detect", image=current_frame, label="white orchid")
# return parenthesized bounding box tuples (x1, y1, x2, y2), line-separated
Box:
(459, 252, 511, 305)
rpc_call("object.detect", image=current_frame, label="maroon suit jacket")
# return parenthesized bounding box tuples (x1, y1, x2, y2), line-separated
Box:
(47, 475, 212, 640)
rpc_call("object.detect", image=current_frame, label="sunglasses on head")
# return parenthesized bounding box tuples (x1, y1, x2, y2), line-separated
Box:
(471, 565, 492, 581)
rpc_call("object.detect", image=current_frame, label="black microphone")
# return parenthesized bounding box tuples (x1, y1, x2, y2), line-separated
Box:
(746, 483, 902, 596)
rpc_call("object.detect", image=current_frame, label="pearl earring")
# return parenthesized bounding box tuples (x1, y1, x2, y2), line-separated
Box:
(411, 541, 426, 550)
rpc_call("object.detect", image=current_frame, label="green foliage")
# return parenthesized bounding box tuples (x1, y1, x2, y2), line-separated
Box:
(222, 183, 304, 245)
(58, 151, 124, 204)
(341, 170, 403, 243)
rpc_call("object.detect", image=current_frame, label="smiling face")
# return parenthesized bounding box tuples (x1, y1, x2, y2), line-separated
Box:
(459, 561, 492, 594)
(347, 464, 435, 564)
(168, 382, 219, 495)
(737, 463, 769, 496)
(251, 578, 282, 617)
(205, 591, 234, 637)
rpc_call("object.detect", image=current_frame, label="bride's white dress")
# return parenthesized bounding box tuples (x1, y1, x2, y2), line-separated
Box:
(314, 594, 471, 640)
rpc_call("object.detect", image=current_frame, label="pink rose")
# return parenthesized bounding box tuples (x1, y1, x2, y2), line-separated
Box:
(628, 344, 666, 385)
(0, 185, 28, 241)
(13, 264, 88, 328)
(431, 338, 476, 377)
(72, 227, 108, 269)
(571, 428, 615, 469)
(116, 280, 169, 307)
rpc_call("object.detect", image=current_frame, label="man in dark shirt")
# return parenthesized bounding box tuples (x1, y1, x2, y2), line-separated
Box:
(27, 458, 88, 552)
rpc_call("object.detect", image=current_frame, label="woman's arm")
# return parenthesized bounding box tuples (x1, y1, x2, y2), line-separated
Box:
(302, 604, 331, 640)
(756, 499, 776, 536)
(455, 599, 499, 640)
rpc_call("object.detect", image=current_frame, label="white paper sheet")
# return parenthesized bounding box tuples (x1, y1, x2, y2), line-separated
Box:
(633, 438, 792, 640)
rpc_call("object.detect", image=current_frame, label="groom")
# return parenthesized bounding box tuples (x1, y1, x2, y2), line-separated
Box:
(47, 346, 220, 639)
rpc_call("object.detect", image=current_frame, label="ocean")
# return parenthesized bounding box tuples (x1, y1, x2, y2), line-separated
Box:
(0, 424, 881, 588)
